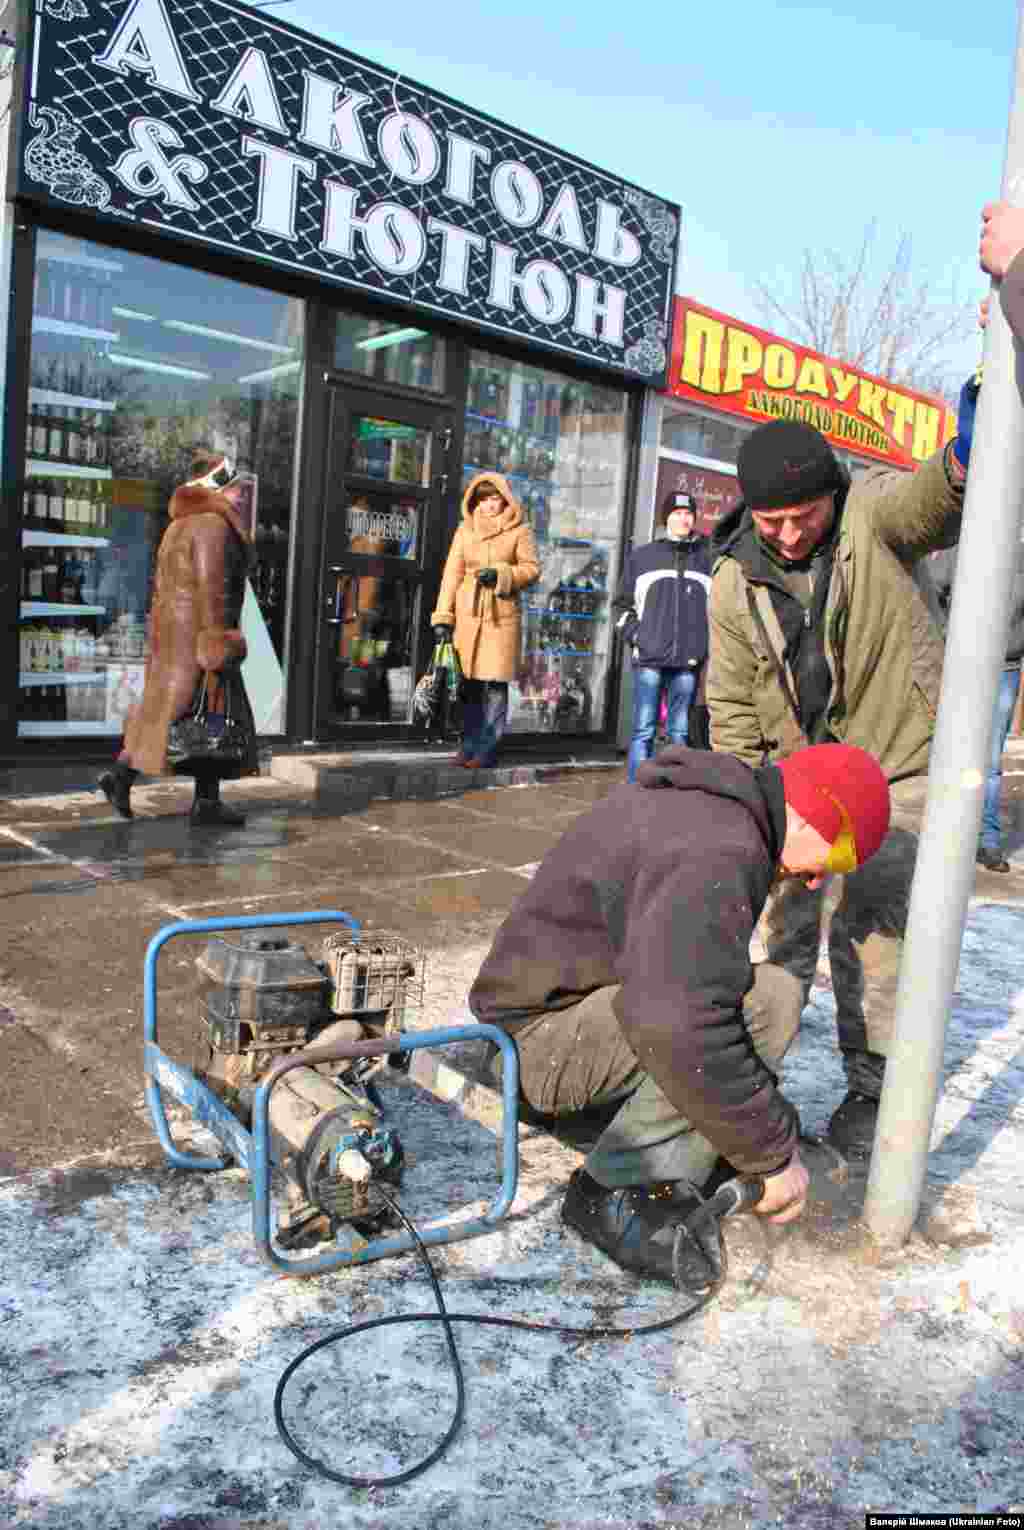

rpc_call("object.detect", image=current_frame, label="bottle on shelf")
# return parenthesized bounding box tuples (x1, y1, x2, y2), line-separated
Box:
(46, 478, 66, 538)
(80, 549, 99, 605)
(482, 370, 503, 420)
(41, 547, 61, 602)
(30, 474, 48, 535)
(60, 552, 84, 605)
(30, 386, 49, 459)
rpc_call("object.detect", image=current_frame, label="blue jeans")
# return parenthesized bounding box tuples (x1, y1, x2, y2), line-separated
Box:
(627, 667, 697, 783)
(981, 667, 1022, 850)
(461, 680, 508, 767)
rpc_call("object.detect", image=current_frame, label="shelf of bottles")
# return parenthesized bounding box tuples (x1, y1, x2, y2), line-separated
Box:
(19, 247, 125, 736)
(462, 356, 627, 736)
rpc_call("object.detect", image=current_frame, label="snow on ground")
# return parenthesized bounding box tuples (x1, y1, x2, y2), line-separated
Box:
(2, 903, 1024, 1529)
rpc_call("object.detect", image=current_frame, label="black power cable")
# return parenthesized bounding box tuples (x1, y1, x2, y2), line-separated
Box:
(273, 1175, 765, 1488)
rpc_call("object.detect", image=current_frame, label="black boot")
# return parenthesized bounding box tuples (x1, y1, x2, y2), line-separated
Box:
(826, 1092, 879, 1159)
(977, 845, 1011, 873)
(190, 776, 246, 828)
(98, 764, 137, 819)
(561, 1168, 720, 1288)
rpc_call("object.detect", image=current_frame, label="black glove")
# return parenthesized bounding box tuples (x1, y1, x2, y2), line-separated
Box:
(432, 624, 454, 642)
(476, 568, 498, 589)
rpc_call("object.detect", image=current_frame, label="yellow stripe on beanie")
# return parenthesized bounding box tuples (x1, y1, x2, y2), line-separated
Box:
(820, 789, 859, 874)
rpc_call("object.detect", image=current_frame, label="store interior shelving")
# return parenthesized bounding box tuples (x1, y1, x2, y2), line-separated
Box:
(20, 247, 125, 735)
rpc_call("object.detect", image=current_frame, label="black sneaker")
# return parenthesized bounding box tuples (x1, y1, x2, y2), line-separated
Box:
(561, 1168, 720, 1288)
(190, 799, 246, 828)
(977, 846, 1011, 873)
(827, 1092, 879, 1159)
(98, 768, 133, 820)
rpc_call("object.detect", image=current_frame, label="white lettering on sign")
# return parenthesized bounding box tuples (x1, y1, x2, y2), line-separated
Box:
(211, 47, 287, 135)
(348, 507, 414, 541)
(298, 75, 375, 166)
(321, 183, 425, 275)
(70, 0, 678, 373)
(428, 217, 486, 297)
(491, 161, 543, 228)
(573, 274, 626, 347)
(110, 117, 207, 209)
(540, 182, 588, 251)
(593, 199, 642, 267)
(444, 133, 491, 206)
(489, 244, 571, 323)
(378, 111, 440, 186)
(93, 0, 202, 101)
(242, 137, 315, 240)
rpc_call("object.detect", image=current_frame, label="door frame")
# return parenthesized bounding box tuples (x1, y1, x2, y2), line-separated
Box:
(304, 376, 457, 744)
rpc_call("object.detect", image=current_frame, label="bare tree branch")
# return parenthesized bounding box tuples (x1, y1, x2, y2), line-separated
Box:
(755, 222, 975, 402)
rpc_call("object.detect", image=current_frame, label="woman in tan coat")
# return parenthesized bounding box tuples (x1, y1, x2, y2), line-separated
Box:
(430, 472, 541, 766)
(97, 450, 258, 826)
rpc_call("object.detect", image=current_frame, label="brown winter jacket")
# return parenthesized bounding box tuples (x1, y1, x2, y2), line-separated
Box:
(430, 472, 541, 682)
(469, 748, 799, 1177)
(121, 482, 252, 776)
(706, 446, 963, 781)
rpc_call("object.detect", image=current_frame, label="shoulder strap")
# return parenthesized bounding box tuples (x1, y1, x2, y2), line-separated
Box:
(746, 585, 807, 739)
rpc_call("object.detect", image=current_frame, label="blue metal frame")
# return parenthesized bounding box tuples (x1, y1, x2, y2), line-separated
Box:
(142, 912, 521, 1273)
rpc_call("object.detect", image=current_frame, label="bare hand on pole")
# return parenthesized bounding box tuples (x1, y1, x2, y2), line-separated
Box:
(980, 201, 1024, 278)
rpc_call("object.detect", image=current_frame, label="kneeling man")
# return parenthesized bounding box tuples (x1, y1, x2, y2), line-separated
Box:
(469, 743, 891, 1282)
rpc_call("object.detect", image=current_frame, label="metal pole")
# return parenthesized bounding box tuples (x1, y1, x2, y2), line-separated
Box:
(862, 0, 1024, 1243)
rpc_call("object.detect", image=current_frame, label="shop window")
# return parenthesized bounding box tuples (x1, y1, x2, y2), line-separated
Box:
(660, 408, 752, 465)
(19, 232, 303, 740)
(333, 312, 445, 392)
(464, 350, 629, 736)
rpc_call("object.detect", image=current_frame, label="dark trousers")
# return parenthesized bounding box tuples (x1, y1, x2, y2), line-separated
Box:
(503, 963, 803, 1188)
(461, 680, 509, 766)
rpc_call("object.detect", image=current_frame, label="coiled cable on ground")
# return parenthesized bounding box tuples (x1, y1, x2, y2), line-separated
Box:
(273, 1175, 763, 1488)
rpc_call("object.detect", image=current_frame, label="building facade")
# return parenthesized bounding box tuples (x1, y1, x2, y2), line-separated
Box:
(0, 0, 681, 764)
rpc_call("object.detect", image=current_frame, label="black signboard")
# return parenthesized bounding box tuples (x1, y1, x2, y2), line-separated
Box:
(18, 0, 681, 382)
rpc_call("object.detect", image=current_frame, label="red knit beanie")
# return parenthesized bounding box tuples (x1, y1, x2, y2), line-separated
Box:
(777, 744, 891, 872)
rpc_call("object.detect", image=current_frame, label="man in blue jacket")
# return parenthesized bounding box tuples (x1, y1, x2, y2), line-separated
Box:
(614, 491, 712, 782)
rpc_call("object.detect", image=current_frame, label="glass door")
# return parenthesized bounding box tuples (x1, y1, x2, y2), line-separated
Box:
(316, 388, 453, 734)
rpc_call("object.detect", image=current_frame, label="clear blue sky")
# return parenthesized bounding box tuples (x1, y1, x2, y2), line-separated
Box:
(259, 0, 1016, 383)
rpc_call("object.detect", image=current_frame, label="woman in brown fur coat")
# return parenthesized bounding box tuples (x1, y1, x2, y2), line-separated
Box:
(430, 472, 541, 767)
(97, 450, 258, 826)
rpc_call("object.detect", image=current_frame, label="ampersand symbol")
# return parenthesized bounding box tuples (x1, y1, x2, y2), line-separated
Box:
(111, 118, 208, 211)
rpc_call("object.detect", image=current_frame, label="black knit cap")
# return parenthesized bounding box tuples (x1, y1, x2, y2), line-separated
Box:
(737, 420, 841, 510)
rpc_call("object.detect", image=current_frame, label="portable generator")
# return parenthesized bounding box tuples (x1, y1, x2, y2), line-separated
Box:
(143, 911, 521, 1276)
(192, 926, 419, 1245)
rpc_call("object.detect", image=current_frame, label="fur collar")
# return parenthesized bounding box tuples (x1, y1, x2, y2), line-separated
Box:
(168, 482, 248, 543)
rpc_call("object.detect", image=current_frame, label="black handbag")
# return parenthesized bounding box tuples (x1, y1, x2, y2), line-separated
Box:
(166, 671, 251, 768)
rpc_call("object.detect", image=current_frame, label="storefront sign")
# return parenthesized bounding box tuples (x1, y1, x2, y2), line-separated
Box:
(655, 458, 740, 537)
(20, 0, 680, 382)
(666, 298, 955, 469)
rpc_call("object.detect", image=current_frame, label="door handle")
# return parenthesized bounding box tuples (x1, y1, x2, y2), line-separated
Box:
(325, 571, 355, 626)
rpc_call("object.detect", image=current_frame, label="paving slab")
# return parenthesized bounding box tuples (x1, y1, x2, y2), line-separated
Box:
(3, 902, 1024, 1528)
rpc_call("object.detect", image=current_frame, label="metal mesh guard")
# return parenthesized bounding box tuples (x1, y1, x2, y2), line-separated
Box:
(321, 932, 424, 1033)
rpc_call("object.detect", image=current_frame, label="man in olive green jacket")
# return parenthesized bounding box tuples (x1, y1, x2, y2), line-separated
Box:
(706, 416, 969, 1157)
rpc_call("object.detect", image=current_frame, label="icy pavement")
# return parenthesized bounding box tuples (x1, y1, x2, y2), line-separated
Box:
(2, 902, 1024, 1530)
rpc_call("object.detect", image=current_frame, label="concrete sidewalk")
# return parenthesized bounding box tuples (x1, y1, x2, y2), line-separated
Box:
(2, 760, 1024, 1527)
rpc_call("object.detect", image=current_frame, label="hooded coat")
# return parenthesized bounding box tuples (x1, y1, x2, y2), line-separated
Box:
(469, 747, 798, 1177)
(430, 472, 541, 682)
(120, 481, 256, 778)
